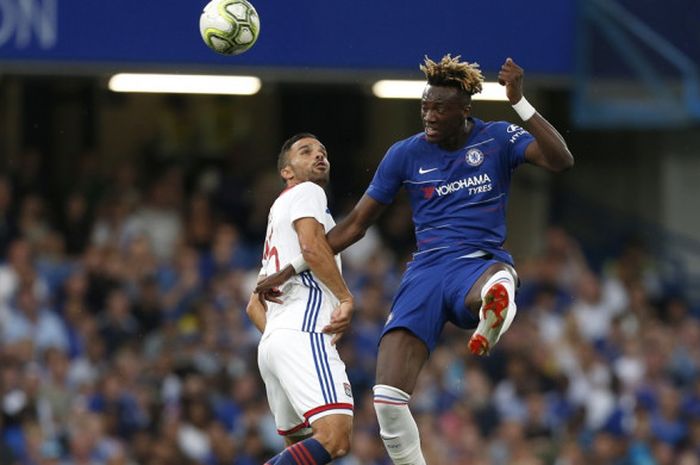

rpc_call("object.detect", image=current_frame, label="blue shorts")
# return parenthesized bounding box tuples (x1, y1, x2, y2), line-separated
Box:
(381, 254, 502, 352)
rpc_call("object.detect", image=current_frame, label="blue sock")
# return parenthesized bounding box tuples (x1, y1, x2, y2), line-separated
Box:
(269, 438, 332, 465)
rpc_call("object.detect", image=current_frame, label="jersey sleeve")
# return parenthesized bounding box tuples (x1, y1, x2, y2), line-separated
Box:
(498, 121, 534, 169)
(287, 182, 328, 225)
(365, 142, 405, 204)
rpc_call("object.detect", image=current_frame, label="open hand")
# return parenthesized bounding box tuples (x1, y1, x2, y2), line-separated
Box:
(255, 265, 295, 303)
(260, 288, 284, 304)
(323, 298, 354, 345)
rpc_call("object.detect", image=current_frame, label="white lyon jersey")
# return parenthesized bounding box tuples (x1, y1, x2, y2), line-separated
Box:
(260, 181, 341, 335)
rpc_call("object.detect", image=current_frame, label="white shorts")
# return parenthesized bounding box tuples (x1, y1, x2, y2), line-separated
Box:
(258, 329, 354, 436)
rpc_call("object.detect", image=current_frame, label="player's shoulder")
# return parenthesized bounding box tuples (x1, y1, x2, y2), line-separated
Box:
(479, 118, 528, 140)
(386, 132, 426, 156)
(398, 131, 427, 149)
(291, 181, 327, 199)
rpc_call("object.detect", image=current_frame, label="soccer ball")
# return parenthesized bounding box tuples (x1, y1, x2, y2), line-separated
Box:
(199, 0, 260, 55)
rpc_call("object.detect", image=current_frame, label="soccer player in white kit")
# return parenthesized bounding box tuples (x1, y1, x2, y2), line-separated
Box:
(246, 133, 355, 465)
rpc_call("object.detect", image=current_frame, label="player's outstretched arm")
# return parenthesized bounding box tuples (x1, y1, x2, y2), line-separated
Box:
(499, 57, 574, 172)
(326, 194, 386, 254)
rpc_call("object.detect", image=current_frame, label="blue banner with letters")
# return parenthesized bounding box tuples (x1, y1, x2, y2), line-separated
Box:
(0, 0, 577, 75)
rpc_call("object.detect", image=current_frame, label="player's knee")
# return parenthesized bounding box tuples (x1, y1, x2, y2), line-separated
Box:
(312, 415, 352, 458)
(314, 428, 351, 458)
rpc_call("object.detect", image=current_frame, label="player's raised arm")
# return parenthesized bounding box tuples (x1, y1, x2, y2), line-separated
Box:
(498, 58, 574, 172)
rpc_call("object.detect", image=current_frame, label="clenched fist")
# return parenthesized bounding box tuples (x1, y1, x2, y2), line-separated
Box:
(498, 57, 525, 105)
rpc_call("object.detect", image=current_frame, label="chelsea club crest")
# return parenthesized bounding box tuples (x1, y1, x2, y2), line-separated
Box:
(465, 148, 484, 167)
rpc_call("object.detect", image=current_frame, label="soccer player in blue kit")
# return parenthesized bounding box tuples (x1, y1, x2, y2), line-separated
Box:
(256, 55, 573, 465)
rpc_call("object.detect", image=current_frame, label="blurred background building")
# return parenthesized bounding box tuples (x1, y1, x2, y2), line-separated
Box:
(0, 0, 699, 464)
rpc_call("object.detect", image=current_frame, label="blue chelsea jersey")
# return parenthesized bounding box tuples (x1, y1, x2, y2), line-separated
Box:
(366, 117, 534, 264)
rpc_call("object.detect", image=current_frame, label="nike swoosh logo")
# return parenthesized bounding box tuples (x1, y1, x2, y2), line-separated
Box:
(418, 167, 438, 174)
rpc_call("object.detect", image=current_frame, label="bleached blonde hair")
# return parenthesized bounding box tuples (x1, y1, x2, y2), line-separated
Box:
(420, 54, 484, 95)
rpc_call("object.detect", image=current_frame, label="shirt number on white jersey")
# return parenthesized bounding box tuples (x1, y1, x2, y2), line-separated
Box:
(263, 226, 280, 272)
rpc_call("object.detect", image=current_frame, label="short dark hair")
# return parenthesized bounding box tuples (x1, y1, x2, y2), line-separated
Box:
(277, 132, 318, 172)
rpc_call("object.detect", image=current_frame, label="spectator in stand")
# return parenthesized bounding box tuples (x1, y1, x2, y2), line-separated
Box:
(124, 170, 184, 262)
(3, 284, 68, 354)
(58, 192, 92, 257)
(0, 175, 19, 260)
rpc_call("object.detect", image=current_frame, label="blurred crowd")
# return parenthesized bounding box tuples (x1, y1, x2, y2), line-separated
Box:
(0, 151, 699, 465)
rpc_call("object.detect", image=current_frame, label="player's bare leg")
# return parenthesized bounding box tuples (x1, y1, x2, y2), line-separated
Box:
(465, 263, 518, 356)
(265, 414, 352, 465)
(373, 329, 429, 465)
(310, 414, 353, 458)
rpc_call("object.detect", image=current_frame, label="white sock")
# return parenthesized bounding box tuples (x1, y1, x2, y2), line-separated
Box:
(373, 385, 426, 465)
(480, 270, 517, 340)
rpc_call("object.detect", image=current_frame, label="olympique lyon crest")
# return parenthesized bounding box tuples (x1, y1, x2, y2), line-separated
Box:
(465, 148, 484, 167)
